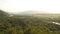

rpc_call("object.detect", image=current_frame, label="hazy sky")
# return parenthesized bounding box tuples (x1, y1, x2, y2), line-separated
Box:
(0, 0, 60, 13)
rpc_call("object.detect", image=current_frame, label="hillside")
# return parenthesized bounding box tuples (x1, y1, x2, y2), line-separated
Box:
(0, 10, 60, 34)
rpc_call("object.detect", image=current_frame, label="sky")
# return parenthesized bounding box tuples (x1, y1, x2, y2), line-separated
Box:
(0, 0, 60, 14)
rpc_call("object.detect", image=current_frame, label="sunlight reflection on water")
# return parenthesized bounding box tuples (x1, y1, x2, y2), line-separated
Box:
(52, 22, 60, 25)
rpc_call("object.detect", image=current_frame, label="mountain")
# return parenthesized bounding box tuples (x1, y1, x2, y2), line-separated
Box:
(18, 10, 49, 15)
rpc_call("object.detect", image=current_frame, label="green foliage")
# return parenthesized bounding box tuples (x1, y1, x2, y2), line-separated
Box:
(0, 10, 60, 34)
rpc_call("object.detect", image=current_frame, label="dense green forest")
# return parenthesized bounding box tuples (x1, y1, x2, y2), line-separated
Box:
(0, 10, 60, 34)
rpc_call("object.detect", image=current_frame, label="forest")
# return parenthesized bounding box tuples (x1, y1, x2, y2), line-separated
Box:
(0, 10, 60, 34)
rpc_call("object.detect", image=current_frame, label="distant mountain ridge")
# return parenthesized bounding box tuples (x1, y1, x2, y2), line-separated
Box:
(16, 10, 60, 15)
(18, 10, 50, 15)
